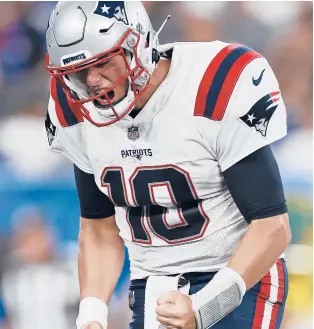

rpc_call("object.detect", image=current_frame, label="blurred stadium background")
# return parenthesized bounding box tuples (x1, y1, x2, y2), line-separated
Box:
(0, 1, 312, 329)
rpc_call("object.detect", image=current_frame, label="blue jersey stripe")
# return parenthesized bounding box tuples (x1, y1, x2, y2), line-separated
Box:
(56, 80, 80, 127)
(204, 46, 252, 119)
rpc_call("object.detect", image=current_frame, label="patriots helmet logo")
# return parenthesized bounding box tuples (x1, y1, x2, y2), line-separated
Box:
(239, 91, 281, 137)
(92, 1, 129, 25)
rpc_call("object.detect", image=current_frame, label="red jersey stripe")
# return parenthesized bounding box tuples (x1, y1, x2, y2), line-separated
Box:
(50, 77, 67, 127)
(269, 260, 285, 329)
(211, 50, 262, 121)
(252, 272, 272, 329)
(194, 43, 241, 117)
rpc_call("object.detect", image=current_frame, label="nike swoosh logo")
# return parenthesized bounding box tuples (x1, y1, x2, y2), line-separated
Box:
(252, 69, 265, 86)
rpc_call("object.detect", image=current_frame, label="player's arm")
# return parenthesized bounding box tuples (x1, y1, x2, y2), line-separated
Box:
(188, 146, 290, 329)
(188, 46, 290, 329)
(224, 145, 290, 289)
(74, 165, 125, 329)
(78, 217, 124, 303)
(44, 79, 120, 329)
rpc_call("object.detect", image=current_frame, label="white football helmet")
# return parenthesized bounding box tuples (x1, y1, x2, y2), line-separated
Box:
(46, 1, 161, 126)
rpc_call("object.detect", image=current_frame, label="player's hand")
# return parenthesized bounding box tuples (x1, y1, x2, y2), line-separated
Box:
(156, 291, 196, 329)
(82, 322, 104, 329)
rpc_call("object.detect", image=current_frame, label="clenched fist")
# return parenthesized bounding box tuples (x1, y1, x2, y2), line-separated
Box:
(156, 291, 196, 329)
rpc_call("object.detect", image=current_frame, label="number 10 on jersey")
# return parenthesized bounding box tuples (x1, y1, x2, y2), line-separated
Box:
(101, 165, 210, 245)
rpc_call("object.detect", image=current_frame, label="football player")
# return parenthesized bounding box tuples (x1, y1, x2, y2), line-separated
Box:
(44, 2, 291, 329)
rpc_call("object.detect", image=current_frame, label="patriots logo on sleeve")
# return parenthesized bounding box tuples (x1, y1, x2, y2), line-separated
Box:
(239, 91, 281, 137)
(92, 1, 129, 25)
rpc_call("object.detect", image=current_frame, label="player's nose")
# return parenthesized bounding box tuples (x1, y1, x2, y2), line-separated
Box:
(86, 66, 103, 88)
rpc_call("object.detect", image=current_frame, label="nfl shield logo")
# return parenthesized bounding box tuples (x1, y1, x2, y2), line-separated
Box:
(127, 125, 140, 140)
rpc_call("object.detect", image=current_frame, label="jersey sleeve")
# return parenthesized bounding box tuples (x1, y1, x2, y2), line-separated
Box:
(210, 45, 287, 172)
(74, 165, 115, 219)
(44, 78, 93, 174)
(222, 146, 287, 223)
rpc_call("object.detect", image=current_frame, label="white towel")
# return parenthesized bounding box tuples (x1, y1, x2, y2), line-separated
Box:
(144, 275, 190, 329)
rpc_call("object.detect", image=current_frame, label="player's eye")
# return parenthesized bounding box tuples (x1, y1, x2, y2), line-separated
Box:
(95, 61, 110, 68)
(96, 62, 108, 68)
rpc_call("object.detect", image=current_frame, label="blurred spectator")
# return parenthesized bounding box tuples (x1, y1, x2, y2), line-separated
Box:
(0, 105, 68, 180)
(0, 2, 55, 87)
(0, 235, 9, 282)
(144, 2, 183, 44)
(179, 2, 222, 42)
(216, 2, 270, 52)
(244, 2, 301, 32)
(274, 129, 313, 177)
(0, 206, 79, 329)
(265, 3, 312, 129)
(268, 3, 313, 177)
(107, 287, 132, 329)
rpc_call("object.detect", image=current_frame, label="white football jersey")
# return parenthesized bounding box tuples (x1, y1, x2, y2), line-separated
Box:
(45, 41, 287, 279)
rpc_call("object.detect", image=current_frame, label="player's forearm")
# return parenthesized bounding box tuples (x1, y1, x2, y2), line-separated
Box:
(228, 213, 291, 289)
(190, 213, 290, 329)
(78, 217, 125, 304)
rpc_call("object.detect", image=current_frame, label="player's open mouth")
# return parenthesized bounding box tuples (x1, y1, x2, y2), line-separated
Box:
(91, 86, 129, 109)
(94, 90, 115, 106)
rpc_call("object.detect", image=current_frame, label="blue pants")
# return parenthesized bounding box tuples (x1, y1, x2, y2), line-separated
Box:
(129, 259, 288, 329)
